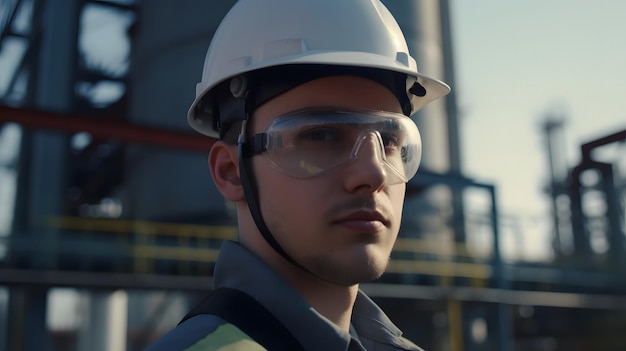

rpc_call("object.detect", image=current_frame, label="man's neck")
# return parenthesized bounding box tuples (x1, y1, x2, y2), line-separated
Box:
(300, 281, 359, 331)
(239, 233, 359, 331)
(280, 263, 359, 331)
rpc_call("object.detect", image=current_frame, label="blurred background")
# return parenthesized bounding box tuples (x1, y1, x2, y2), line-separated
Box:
(0, 0, 624, 350)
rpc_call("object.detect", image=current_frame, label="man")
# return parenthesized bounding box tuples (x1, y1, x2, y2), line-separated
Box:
(147, 0, 449, 350)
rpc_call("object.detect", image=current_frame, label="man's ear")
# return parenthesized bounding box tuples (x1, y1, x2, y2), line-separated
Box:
(209, 141, 245, 202)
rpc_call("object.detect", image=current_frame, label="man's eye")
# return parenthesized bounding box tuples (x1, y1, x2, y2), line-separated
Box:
(381, 132, 401, 148)
(298, 128, 339, 142)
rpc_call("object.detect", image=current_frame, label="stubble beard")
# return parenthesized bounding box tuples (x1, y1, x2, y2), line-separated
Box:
(307, 252, 391, 286)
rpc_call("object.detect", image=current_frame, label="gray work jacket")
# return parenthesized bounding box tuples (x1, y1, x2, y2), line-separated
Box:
(146, 240, 424, 351)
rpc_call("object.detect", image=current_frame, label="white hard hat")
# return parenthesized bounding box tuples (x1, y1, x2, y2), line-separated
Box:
(188, 0, 451, 138)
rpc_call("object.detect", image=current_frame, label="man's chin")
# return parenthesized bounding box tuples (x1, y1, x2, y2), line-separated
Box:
(308, 255, 389, 285)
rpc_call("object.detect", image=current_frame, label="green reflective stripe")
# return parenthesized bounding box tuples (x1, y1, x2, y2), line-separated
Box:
(183, 323, 267, 351)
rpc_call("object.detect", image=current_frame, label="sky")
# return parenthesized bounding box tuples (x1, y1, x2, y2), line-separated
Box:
(449, 0, 626, 260)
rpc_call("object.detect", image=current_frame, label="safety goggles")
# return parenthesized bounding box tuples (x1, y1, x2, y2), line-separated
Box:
(243, 108, 422, 184)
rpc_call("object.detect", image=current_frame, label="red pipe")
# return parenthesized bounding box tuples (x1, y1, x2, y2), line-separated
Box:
(0, 105, 215, 151)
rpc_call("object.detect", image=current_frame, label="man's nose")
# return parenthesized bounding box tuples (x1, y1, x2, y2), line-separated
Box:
(344, 132, 388, 191)
(350, 131, 407, 186)
(354, 132, 385, 164)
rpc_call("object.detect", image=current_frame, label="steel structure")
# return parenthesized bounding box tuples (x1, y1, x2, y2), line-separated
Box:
(1, 1, 625, 351)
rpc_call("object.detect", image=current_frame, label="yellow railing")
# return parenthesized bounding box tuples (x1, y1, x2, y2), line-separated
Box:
(48, 216, 237, 240)
(47, 216, 492, 280)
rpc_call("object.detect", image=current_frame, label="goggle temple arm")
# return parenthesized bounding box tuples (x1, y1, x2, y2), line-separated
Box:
(241, 132, 268, 158)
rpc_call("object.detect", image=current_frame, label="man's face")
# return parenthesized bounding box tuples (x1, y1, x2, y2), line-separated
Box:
(251, 75, 407, 285)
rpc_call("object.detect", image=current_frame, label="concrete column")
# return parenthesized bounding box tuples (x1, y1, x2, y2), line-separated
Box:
(77, 290, 129, 351)
(382, 1, 467, 288)
(384, 0, 451, 173)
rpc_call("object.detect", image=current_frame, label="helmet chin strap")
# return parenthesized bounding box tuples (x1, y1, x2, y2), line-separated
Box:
(237, 119, 306, 271)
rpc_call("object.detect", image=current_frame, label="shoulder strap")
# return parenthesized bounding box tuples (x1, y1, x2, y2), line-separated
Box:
(179, 288, 305, 351)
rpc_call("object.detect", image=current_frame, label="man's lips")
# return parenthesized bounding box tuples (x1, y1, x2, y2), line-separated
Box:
(332, 210, 389, 232)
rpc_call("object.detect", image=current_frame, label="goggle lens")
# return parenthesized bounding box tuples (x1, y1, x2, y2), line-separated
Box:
(246, 108, 422, 184)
